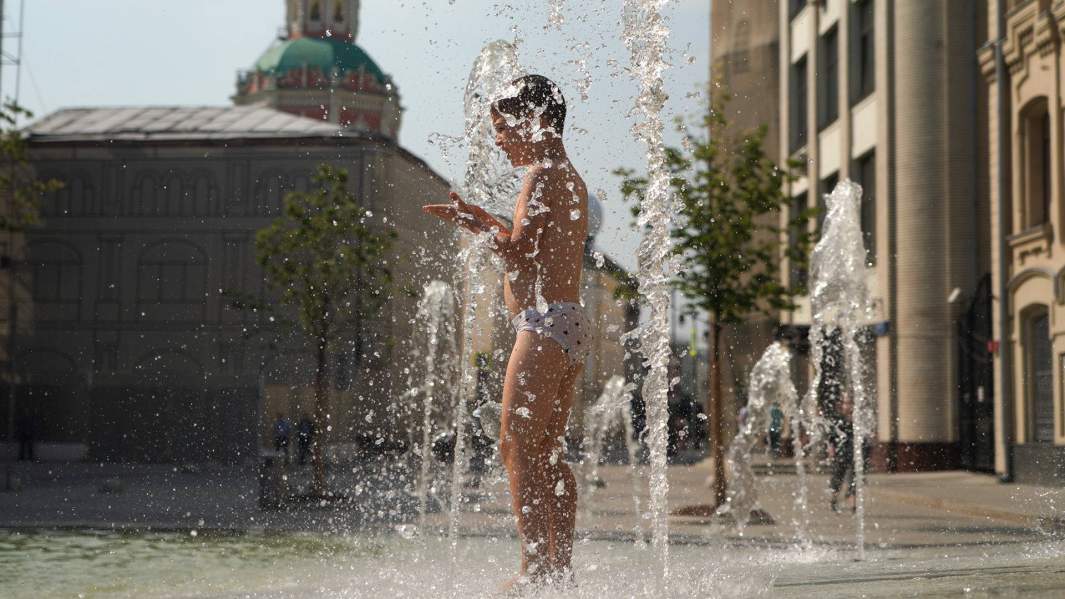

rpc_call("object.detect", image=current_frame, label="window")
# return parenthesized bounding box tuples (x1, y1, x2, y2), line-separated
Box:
(855, 152, 877, 265)
(309, 0, 321, 21)
(734, 20, 751, 74)
(852, 0, 875, 103)
(790, 57, 808, 152)
(1021, 98, 1051, 228)
(818, 27, 839, 130)
(334, 0, 344, 22)
(789, 0, 807, 19)
(98, 238, 122, 300)
(1027, 310, 1053, 443)
(137, 241, 207, 304)
(789, 193, 808, 290)
(29, 242, 81, 304)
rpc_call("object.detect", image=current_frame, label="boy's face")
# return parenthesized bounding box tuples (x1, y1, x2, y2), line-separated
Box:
(491, 108, 536, 166)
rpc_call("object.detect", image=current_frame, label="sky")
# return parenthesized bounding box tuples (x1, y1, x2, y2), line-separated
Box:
(10, 0, 711, 341)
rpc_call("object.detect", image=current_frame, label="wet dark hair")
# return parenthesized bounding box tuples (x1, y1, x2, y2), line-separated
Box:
(492, 74, 566, 137)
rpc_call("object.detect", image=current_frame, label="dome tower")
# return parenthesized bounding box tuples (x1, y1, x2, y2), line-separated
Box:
(233, 0, 401, 139)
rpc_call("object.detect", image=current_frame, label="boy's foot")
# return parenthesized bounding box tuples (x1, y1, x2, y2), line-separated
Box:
(497, 575, 537, 597)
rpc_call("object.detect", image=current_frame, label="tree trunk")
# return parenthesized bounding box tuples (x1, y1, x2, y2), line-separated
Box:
(311, 334, 329, 497)
(708, 319, 727, 507)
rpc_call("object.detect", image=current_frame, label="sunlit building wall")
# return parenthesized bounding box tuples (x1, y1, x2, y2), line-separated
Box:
(779, 0, 991, 471)
(982, 0, 1065, 484)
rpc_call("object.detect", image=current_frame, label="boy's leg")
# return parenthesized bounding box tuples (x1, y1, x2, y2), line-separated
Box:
(544, 361, 582, 574)
(500, 332, 568, 579)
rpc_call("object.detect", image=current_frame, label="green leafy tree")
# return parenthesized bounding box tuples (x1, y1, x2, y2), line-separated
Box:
(2, 101, 61, 446)
(617, 89, 813, 509)
(254, 164, 396, 495)
(0, 102, 60, 232)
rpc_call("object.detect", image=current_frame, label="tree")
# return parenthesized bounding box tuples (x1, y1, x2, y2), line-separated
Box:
(0, 102, 58, 232)
(254, 164, 396, 496)
(2, 101, 61, 452)
(616, 89, 813, 510)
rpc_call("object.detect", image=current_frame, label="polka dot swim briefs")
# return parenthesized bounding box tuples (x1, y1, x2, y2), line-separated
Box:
(511, 302, 592, 364)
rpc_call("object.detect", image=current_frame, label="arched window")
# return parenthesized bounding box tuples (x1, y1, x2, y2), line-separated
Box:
(310, 0, 321, 20)
(1020, 97, 1052, 228)
(1025, 307, 1054, 443)
(42, 175, 96, 217)
(334, 0, 344, 22)
(133, 173, 158, 216)
(27, 241, 82, 305)
(137, 241, 208, 305)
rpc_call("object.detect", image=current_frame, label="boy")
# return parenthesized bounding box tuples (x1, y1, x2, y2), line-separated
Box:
(423, 74, 589, 590)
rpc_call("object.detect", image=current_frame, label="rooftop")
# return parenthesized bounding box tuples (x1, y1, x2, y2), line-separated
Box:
(25, 105, 368, 143)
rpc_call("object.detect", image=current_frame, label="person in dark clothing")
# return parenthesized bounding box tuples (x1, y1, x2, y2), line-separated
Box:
(297, 414, 314, 465)
(16, 413, 34, 461)
(273, 413, 292, 464)
(828, 402, 854, 513)
(828, 394, 869, 512)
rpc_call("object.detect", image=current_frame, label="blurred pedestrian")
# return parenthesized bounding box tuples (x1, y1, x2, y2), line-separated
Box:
(273, 413, 292, 464)
(297, 414, 314, 465)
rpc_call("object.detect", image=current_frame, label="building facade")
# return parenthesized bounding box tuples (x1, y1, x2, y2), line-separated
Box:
(19, 106, 453, 462)
(708, 1, 783, 443)
(982, 0, 1065, 484)
(779, 0, 992, 471)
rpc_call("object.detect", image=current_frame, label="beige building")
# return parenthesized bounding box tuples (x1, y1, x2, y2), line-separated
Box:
(981, 0, 1065, 484)
(779, 0, 992, 471)
(707, 1, 782, 438)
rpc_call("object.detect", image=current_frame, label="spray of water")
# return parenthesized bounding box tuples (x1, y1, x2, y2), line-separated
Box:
(447, 39, 527, 558)
(582, 375, 644, 542)
(804, 179, 876, 559)
(621, 0, 678, 583)
(411, 281, 458, 528)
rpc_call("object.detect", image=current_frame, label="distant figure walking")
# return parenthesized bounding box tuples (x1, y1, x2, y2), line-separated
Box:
(828, 394, 868, 512)
(273, 413, 292, 464)
(297, 414, 314, 465)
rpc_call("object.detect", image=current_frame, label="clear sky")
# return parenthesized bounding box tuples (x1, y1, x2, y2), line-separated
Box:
(10, 0, 710, 276)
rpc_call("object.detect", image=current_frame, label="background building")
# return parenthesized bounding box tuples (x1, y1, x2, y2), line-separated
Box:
(982, 0, 1065, 484)
(233, 0, 402, 139)
(707, 0, 783, 447)
(779, 0, 992, 471)
(5, 0, 458, 463)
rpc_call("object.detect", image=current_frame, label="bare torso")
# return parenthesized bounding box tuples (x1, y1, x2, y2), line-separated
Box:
(502, 161, 588, 316)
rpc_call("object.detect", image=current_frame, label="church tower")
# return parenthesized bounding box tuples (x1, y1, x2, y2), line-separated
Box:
(286, 0, 360, 41)
(234, 0, 401, 139)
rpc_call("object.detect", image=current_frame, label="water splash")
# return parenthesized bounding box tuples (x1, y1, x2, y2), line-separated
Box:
(461, 40, 525, 214)
(621, 0, 678, 584)
(448, 40, 527, 558)
(582, 375, 644, 542)
(804, 179, 876, 559)
(411, 281, 458, 527)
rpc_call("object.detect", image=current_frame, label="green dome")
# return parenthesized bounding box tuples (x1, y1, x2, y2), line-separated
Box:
(254, 37, 389, 86)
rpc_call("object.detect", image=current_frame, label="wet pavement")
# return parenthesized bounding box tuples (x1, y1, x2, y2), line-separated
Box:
(3, 456, 1065, 597)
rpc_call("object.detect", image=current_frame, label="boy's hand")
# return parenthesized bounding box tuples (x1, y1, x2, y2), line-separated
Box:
(423, 192, 483, 234)
(422, 192, 509, 237)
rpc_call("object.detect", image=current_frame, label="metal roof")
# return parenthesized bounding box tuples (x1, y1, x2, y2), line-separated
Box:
(26, 105, 366, 143)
